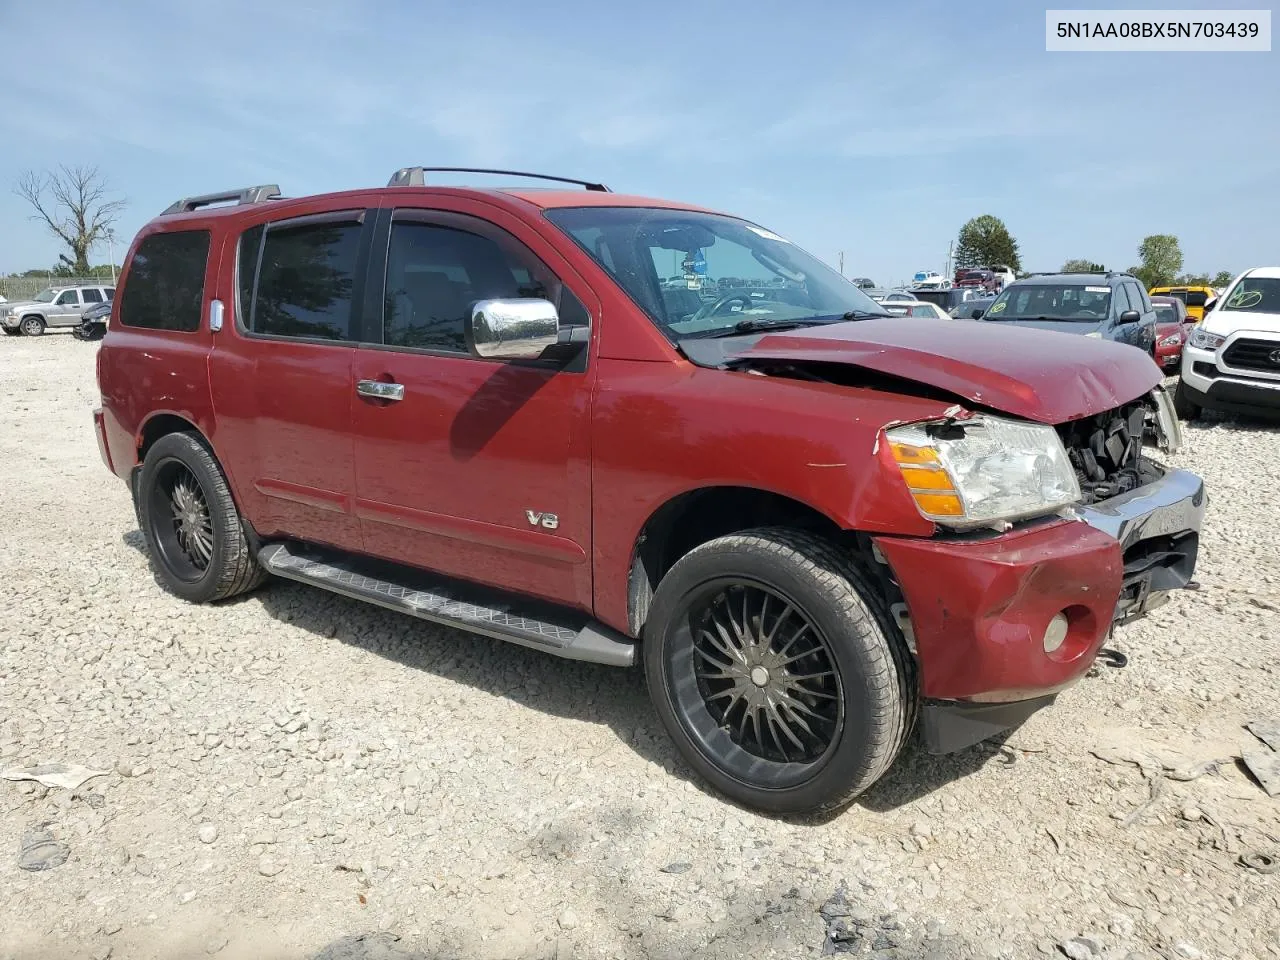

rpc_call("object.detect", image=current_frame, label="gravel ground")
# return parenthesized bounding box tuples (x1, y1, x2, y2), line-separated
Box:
(1, 333, 1278, 960)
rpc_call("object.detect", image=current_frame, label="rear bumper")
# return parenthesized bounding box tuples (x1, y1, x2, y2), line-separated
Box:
(877, 466, 1205, 751)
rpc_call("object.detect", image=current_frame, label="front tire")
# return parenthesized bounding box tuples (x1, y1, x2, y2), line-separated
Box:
(19, 316, 45, 336)
(1174, 379, 1202, 420)
(137, 432, 266, 603)
(644, 528, 915, 815)
(1, 326, 21, 336)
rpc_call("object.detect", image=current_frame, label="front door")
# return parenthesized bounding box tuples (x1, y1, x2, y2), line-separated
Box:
(350, 205, 596, 609)
(51, 288, 80, 326)
(208, 209, 373, 552)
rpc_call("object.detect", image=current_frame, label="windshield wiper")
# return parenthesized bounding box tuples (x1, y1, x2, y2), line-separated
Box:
(686, 319, 817, 339)
(840, 309, 890, 320)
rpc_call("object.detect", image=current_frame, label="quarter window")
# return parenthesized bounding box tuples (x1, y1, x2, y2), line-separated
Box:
(119, 230, 210, 332)
(248, 218, 362, 341)
(382, 219, 586, 353)
(81, 288, 103, 304)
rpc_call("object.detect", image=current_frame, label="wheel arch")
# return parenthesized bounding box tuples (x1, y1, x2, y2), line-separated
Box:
(626, 485, 855, 636)
(136, 411, 209, 464)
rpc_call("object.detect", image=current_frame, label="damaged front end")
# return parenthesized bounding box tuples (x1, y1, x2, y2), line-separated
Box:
(1058, 385, 1202, 624)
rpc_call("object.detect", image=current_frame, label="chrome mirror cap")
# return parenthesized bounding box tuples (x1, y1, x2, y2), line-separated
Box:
(466, 298, 559, 360)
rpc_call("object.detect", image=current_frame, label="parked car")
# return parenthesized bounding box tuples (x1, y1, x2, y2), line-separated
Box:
(979, 272, 1157, 355)
(911, 271, 949, 289)
(884, 301, 951, 319)
(1150, 296, 1194, 372)
(1, 283, 116, 336)
(1176, 267, 1280, 419)
(73, 299, 112, 340)
(850, 277, 875, 290)
(1149, 284, 1216, 323)
(954, 268, 994, 290)
(866, 289, 916, 304)
(987, 264, 1017, 292)
(911, 286, 991, 314)
(94, 170, 1201, 815)
(950, 294, 997, 319)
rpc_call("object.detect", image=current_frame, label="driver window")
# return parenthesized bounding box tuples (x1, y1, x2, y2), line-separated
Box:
(1112, 284, 1131, 316)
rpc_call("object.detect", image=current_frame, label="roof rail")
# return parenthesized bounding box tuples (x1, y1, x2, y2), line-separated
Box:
(1025, 270, 1117, 277)
(387, 167, 611, 192)
(161, 185, 282, 216)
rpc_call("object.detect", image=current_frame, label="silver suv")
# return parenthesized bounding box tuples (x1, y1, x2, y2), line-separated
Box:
(1, 284, 115, 336)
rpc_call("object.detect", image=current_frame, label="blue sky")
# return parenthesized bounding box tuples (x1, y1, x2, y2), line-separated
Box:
(1, 0, 1276, 284)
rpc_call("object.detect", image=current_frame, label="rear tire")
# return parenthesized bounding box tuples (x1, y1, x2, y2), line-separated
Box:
(1174, 379, 1202, 421)
(19, 316, 45, 336)
(137, 431, 266, 603)
(644, 528, 915, 815)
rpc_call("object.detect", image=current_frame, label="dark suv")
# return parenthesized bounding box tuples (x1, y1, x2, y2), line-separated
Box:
(976, 272, 1158, 355)
(93, 169, 1202, 814)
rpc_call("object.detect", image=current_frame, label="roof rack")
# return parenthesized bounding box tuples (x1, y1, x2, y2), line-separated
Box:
(387, 167, 611, 192)
(1025, 270, 1118, 277)
(161, 185, 282, 216)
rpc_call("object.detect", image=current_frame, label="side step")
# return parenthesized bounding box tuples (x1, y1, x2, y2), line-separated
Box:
(258, 543, 635, 667)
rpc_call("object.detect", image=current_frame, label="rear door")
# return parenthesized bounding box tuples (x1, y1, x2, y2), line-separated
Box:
(207, 208, 373, 552)
(349, 202, 597, 609)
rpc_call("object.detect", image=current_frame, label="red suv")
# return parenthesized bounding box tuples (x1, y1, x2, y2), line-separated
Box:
(94, 168, 1204, 814)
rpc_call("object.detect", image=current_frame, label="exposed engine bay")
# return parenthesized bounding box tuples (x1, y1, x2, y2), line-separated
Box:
(1055, 399, 1163, 504)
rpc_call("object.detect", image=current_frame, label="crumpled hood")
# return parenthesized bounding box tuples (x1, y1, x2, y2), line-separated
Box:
(735, 318, 1162, 424)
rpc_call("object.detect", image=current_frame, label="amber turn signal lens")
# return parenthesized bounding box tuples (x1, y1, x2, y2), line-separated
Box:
(911, 493, 964, 517)
(889, 442, 938, 465)
(898, 466, 955, 492)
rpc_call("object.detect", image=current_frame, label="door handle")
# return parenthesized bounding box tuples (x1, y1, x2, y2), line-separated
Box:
(356, 380, 405, 402)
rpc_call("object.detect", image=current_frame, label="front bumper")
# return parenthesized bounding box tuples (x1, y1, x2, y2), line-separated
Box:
(877, 466, 1205, 752)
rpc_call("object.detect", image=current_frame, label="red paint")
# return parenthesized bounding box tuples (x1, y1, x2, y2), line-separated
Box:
(875, 520, 1124, 701)
(739, 318, 1163, 424)
(96, 180, 1168, 711)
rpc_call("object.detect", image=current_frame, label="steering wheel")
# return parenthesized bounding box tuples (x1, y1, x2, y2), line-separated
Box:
(688, 292, 755, 326)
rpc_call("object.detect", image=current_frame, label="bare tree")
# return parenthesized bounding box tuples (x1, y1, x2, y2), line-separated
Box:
(15, 165, 126, 274)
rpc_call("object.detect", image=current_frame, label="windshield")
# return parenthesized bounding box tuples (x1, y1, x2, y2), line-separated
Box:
(1222, 276, 1280, 313)
(1153, 304, 1178, 324)
(544, 207, 886, 338)
(32, 288, 56, 302)
(984, 284, 1111, 322)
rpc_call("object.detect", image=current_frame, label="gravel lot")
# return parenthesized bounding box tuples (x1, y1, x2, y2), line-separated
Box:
(2, 333, 1278, 960)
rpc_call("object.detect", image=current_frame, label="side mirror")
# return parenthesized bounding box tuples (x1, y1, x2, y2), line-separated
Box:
(1119, 309, 1141, 324)
(1203, 297, 1218, 314)
(466, 298, 560, 360)
(970, 308, 985, 319)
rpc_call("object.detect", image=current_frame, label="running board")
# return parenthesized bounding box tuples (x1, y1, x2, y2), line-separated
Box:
(258, 543, 635, 667)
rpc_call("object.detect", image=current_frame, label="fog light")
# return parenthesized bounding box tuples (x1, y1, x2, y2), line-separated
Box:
(1043, 613, 1070, 654)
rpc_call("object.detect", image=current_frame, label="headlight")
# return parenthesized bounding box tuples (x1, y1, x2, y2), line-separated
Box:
(886, 415, 1080, 528)
(1189, 328, 1225, 351)
(1158, 333, 1183, 348)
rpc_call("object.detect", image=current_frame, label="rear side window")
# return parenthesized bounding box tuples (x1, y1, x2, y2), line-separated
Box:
(245, 218, 361, 341)
(1185, 291, 1208, 307)
(81, 288, 103, 304)
(119, 230, 210, 332)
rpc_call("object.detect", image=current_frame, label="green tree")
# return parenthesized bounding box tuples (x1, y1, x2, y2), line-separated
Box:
(1061, 259, 1106, 273)
(955, 215, 1022, 273)
(1212, 270, 1234, 287)
(14, 165, 125, 274)
(1131, 234, 1182, 289)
